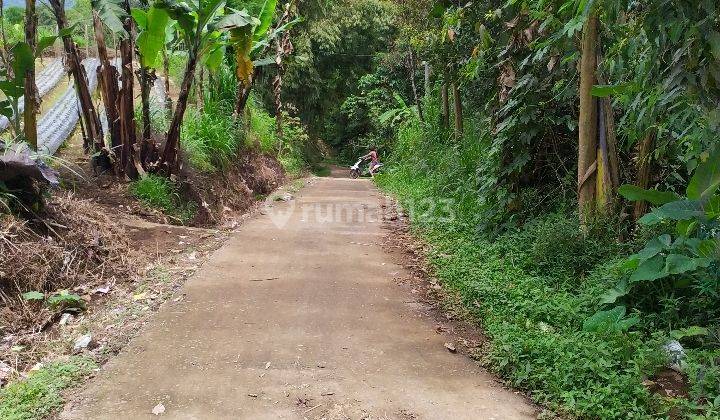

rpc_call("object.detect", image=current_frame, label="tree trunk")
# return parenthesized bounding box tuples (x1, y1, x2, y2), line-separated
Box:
(0, 0, 11, 74)
(118, 1, 137, 176)
(234, 66, 259, 116)
(594, 71, 620, 212)
(93, 10, 121, 155)
(160, 50, 198, 173)
(162, 47, 172, 112)
(50, 0, 104, 152)
(577, 12, 599, 223)
(423, 61, 431, 96)
(408, 51, 423, 122)
(441, 77, 449, 128)
(274, 23, 293, 146)
(139, 66, 153, 144)
(196, 66, 204, 108)
(452, 81, 462, 138)
(633, 131, 655, 220)
(23, 0, 38, 150)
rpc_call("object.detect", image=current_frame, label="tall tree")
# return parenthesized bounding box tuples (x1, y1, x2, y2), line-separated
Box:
(577, 11, 598, 224)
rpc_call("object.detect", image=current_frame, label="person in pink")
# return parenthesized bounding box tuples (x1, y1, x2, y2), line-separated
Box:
(361, 146, 381, 177)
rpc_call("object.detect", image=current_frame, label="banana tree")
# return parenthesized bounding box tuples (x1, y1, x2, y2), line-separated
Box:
(0, 33, 62, 147)
(223, 0, 276, 116)
(133, 4, 169, 157)
(153, 0, 229, 173)
(23, 0, 38, 150)
(48, 0, 105, 152)
(92, 0, 126, 159)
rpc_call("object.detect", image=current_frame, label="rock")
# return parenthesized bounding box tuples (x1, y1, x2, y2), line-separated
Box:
(94, 285, 111, 295)
(151, 403, 165, 415)
(0, 361, 14, 386)
(74, 334, 93, 351)
(444, 342, 457, 353)
(60, 313, 74, 326)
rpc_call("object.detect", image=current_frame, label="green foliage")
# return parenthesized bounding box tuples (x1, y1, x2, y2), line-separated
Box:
(0, 357, 96, 420)
(133, 6, 170, 68)
(246, 97, 308, 177)
(130, 175, 196, 224)
(181, 102, 240, 172)
(21, 291, 44, 301)
(377, 111, 719, 417)
(91, 0, 127, 35)
(280, 0, 397, 144)
(47, 290, 86, 311)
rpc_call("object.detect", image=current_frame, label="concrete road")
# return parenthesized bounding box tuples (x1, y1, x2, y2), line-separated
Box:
(62, 177, 536, 419)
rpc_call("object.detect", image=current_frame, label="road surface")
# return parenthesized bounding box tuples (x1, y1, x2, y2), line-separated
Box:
(62, 176, 536, 419)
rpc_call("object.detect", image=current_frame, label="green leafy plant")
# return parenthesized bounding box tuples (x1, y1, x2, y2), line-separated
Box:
(47, 290, 86, 312)
(21, 291, 44, 301)
(0, 357, 96, 419)
(606, 148, 720, 307)
(582, 305, 640, 334)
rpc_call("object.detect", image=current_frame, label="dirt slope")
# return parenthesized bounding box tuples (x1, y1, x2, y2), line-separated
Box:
(61, 177, 536, 419)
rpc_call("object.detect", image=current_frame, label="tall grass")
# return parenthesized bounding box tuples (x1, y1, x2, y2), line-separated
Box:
(130, 175, 196, 224)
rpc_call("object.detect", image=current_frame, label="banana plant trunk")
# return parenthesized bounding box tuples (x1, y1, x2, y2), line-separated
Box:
(119, 0, 138, 177)
(595, 72, 620, 211)
(160, 49, 198, 173)
(633, 130, 655, 220)
(138, 66, 154, 157)
(50, 0, 104, 152)
(23, 0, 38, 150)
(234, 67, 259, 116)
(577, 12, 599, 224)
(162, 47, 172, 112)
(92, 10, 121, 155)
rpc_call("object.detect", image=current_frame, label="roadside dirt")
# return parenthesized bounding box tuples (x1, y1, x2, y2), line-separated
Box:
(61, 176, 537, 419)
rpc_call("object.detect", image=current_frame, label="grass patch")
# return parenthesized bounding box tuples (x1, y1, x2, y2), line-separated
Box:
(0, 357, 96, 420)
(130, 175, 196, 224)
(181, 104, 240, 173)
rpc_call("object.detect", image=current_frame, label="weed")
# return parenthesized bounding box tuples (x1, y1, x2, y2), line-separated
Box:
(130, 175, 196, 224)
(0, 357, 96, 420)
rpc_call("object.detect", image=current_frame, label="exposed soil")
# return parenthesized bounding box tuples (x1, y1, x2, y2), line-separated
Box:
(379, 197, 491, 360)
(182, 151, 285, 226)
(1, 128, 288, 388)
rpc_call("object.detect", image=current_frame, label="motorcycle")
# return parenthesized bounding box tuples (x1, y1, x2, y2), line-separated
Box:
(350, 159, 383, 178)
(350, 158, 363, 178)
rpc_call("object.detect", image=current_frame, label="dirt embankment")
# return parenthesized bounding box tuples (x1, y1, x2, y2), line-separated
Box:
(182, 151, 285, 226)
(0, 144, 289, 383)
